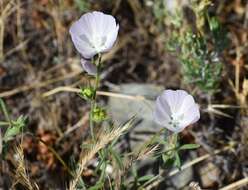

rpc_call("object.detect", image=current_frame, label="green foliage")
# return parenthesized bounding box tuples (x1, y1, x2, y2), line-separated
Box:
(0, 98, 27, 157)
(0, 99, 27, 142)
(177, 31, 223, 91)
(127, 165, 156, 189)
(0, 98, 11, 124)
(179, 143, 200, 150)
(74, 0, 90, 12)
(88, 182, 104, 190)
(158, 135, 200, 169)
(161, 1, 228, 92)
(161, 142, 200, 169)
(207, 16, 229, 52)
(151, 0, 167, 22)
(3, 115, 26, 142)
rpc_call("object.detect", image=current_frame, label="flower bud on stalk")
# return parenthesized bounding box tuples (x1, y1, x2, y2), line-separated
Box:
(92, 106, 107, 123)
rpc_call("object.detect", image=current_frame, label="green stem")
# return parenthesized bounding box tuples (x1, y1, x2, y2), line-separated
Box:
(89, 54, 102, 141)
(0, 121, 9, 127)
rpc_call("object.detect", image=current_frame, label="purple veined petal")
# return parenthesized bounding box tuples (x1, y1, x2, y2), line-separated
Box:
(81, 59, 97, 76)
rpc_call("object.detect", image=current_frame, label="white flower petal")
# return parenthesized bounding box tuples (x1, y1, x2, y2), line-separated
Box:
(180, 104, 200, 128)
(154, 97, 171, 124)
(153, 110, 178, 132)
(153, 89, 200, 133)
(104, 24, 119, 52)
(156, 95, 172, 119)
(153, 107, 167, 126)
(71, 35, 97, 59)
(161, 90, 187, 113)
(69, 11, 119, 59)
(179, 94, 196, 114)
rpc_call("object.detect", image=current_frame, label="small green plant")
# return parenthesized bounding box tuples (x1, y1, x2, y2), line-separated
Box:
(0, 98, 27, 157)
(74, 0, 90, 12)
(153, 0, 228, 93)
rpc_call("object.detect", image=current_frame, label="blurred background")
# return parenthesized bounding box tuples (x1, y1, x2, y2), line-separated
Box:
(0, 0, 248, 189)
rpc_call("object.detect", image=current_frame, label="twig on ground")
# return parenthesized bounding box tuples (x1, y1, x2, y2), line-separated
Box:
(219, 177, 248, 190)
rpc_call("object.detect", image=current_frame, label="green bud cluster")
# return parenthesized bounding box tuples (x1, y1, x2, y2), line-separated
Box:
(92, 106, 107, 123)
(79, 87, 95, 101)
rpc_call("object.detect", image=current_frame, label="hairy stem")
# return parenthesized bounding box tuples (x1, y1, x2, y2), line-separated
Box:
(89, 54, 102, 141)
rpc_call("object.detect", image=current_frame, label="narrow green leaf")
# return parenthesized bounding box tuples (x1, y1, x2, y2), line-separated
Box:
(179, 144, 200, 150)
(88, 182, 104, 190)
(110, 149, 123, 169)
(174, 152, 181, 169)
(0, 98, 11, 124)
(162, 153, 169, 163)
(137, 175, 154, 182)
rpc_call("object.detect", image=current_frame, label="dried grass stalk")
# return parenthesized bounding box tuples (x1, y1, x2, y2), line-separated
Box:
(14, 145, 39, 190)
(69, 118, 134, 190)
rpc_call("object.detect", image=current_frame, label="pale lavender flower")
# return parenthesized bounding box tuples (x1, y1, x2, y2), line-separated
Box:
(80, 59, 97, 76)
(153, 90, 200, 133)
(69, 11, 119, 59)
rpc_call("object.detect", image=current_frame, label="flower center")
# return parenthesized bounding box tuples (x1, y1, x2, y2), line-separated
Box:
(91, 35, 107, 51)
(79, 34, 107, 52)
(169, 113, 184, 128)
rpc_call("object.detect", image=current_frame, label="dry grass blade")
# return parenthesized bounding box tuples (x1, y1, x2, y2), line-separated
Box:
(0, 70, 81, 98)
(0, 0, 17, 61)
(42, 86, 146, 101)
(69, 117, 134, 190)
(13, 145, 39, 190)
(219, 177, 248, 190)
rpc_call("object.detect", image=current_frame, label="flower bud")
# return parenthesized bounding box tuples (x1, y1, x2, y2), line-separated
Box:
(79, 87, 95, 101)
(92, 106, 107, 122)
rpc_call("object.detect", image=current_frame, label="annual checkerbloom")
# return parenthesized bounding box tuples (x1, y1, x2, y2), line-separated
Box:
(153, 90, 200, 133)
(69, 11, 119, 59)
